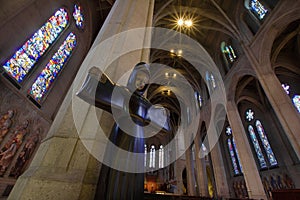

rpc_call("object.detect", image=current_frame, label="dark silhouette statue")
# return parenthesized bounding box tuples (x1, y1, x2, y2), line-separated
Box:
(77, 62, 170, 199)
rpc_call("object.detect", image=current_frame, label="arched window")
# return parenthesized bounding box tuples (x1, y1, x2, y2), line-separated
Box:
(73, 4, 84, 29)
(221, 42, 237, 64)
(255, 120, 278, 166)
(29, 32, 77, 102)
(149, 145, 156, 168)
(248, 125, 267, 168)
(195, 91, 202, 109)
(232, 138, 243, 173)
(245, 108, 277, 168)
(226, 126, 243, 175)
(281, 83, 300, 113)
(159, 145, 164, 168)
(245, 0, 268, 20)
(201, 143, 208, 160)
(144, 144, 147, 167)
(205, 71, 216, 91)
(2, 8, 69, 83)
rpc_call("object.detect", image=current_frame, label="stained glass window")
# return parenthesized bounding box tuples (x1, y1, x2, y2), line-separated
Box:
(29, 32, 76, 102)
(246, 109, 254, 122)
(227, 139, 240, 175)
(232, 138, 243, 173)
(281, 83, 290, 95)
(248, 125, 267, 168)
(292, 95, 300, 113)
(210, 74, 216, 88)
(206, 72, 216, 91)
(226, 126, 243, 175)
(195, 92, 202, 108)
(2, 8, 69, 83)
(222, 45, 237, 63)
(281, 83, 300, 113)
(149, 145, 155, 168)
(250, 0, 268, 20)
(159, 145, 164, 168)
(226, 126, 232, 135)
(73, 4, 84, 29)
(255, 120, 278, 166)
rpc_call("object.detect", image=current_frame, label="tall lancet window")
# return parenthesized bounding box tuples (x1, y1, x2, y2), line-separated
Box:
(195, 91, 203, 110)
(159, 145, 164, 168)
(226, 126, 243, 175)
(2, 8, 69, 83)
(255, 120, 278, 166)
(144, 144, 147, 167)
(245, 109, 278, 169)
(248, 125, 267, 168)
(149, 145, 156, 168)
(205, 71, 216, 91)
(29, 32, 77, 102)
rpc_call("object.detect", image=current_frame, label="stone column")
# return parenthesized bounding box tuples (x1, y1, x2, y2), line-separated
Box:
(208, 139, 230, 198)
(174, 159, 184, 195)
(194, 134, 209, 197)
(227, 101, 267, 200)
(9, 0, 154, 199)
(257, 71, 300, 159)
(243, 46, 300, 160)
(185, 146, 197, 196)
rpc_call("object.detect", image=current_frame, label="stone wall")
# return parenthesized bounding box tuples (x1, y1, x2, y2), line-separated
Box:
(0, 82, 50, 197)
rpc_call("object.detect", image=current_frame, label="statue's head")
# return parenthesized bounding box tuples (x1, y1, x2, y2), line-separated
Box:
(127, 62, 150, 94)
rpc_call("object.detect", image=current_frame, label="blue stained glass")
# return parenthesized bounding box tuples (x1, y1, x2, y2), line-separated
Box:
(73, 4, 84, 29)
(227, 139, 240, 175)
(255, 120, 278, 166)
(250, 0, 268, 20)
(248, 125, 267, 168)
(292, 95, 300, 113)
(2, 8, 69, 83)
(232, 138, 243, 173)
(29, 32, 76, 102)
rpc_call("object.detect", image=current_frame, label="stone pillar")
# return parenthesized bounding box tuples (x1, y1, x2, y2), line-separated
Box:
(185, 146, 197, 196)
(208, 140, 230, 198)
(257, 71, 300, 159)
(8, 93, 100, 200)
(174, 159, 184, 195)
(242, 46, 300, 160)
(194, 134, 209, 197)
(227, 101, 267, 200)
(9, 0, 154, 199)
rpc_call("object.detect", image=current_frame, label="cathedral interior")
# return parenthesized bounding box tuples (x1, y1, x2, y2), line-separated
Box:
(0, 0, 300, 199)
